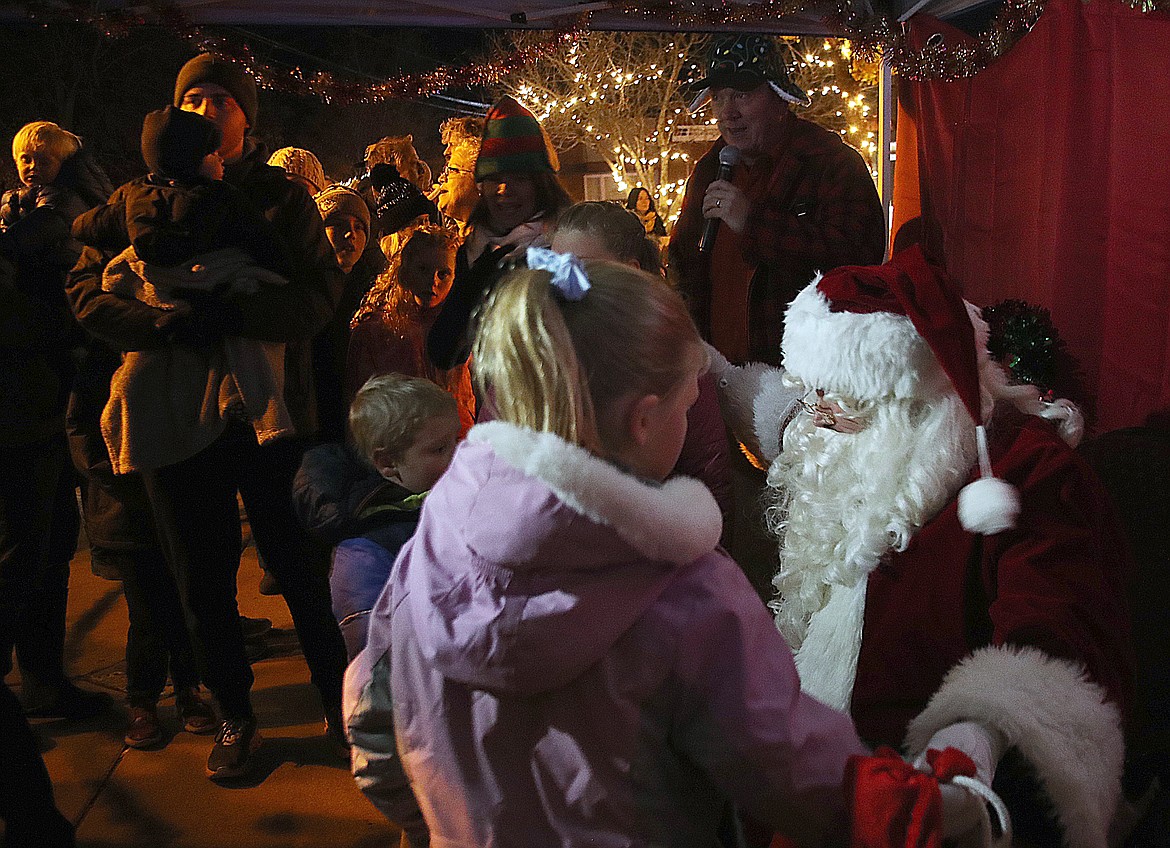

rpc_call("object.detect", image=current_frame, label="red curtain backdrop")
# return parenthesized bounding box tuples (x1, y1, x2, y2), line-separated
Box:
(892, 0, 1170, 433)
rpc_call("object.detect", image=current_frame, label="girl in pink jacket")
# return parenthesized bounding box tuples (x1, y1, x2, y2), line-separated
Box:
(343, 250, 867, 847)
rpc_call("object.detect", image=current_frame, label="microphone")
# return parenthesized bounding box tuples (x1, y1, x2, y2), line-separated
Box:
(698, 145, 740, 255)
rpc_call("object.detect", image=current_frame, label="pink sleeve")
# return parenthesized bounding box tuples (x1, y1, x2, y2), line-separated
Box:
(667, 555, 868, 846)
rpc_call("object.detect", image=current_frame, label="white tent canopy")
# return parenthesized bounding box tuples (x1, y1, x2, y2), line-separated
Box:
(1, 0, 998, 34)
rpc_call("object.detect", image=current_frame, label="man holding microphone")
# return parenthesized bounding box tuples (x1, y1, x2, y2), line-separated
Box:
(671, 33, 885, 366)
(670, 34, 885, 598)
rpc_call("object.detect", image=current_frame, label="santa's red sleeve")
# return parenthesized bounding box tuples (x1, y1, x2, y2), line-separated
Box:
(904, 415, 1133, 848)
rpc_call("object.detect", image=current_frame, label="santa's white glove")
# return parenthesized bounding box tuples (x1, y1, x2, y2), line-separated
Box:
(915, 721, 1011, 846)
(914, 721, 1004, 787)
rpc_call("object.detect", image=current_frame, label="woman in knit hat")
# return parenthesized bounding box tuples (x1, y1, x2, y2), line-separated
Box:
(426, 96, 571, 370)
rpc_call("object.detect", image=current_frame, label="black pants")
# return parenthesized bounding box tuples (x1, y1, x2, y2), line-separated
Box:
(143, 423, 346, 721)
(0, 432, 78, 692)
(119, 547, 200, 707)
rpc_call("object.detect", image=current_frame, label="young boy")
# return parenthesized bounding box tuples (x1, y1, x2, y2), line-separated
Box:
(294, 373, 460, 660)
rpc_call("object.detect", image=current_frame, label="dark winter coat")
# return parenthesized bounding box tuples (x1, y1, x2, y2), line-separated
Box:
(670, 115, 886, 365)
(312, 243, 386, 442)
(292, 441, 423, 659)
(0, 150, 112, 444)
(66, 139, 342, 438)
(73, 174, 289, 273)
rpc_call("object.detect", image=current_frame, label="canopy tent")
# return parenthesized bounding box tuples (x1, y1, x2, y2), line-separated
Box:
(0, 0, 999, 33)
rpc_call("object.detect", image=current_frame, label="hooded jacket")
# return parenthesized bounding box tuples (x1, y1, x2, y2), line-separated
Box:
(293, 441, 425, 659)
(345, 420, 866, 848)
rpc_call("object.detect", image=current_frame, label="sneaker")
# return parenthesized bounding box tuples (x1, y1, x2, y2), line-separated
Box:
(207, 716, 261, 780)
(124, 705, 163, 749)
(176, 688, 216, 735)
(238, 615, 273, 639)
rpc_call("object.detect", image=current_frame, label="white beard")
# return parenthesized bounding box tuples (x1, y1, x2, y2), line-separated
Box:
(765, 390, 977, 651)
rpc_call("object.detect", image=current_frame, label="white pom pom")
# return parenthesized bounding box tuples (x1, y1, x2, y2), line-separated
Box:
(957, 476, 1020, 535)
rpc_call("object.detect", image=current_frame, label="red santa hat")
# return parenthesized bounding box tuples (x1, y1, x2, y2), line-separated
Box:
(781, 245, 1020, 535)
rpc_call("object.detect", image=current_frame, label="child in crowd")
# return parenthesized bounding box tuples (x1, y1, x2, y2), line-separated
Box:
(344, 251, 869, 846)
(1, 121, 114, 720)
(549, 201, 733, 530)
(293, 373, 459, 848)
(295, 373, 460, 661)
(311, 184, 380, 443)
(348, 223, 475, 434)
(72, 105, 292, 475)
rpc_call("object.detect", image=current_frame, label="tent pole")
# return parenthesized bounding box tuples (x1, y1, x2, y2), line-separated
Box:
(878, 58, 894, 260)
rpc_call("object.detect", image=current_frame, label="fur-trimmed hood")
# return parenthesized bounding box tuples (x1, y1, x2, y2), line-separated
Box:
(394, 421, 724, 696)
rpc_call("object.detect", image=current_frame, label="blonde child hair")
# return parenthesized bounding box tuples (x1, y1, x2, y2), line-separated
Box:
(12, 121, 82, 163)
(349, 373, 458, 467)
(554, 201, 662, 275)
(472, 260, 703, 456)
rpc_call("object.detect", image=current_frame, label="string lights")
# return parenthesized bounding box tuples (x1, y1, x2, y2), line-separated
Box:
(501, 33, 878, 224)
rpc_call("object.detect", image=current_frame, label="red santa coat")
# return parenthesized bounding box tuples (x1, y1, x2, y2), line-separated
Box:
(851, 413, 1132, 847)
(710, 342, 1134, 847)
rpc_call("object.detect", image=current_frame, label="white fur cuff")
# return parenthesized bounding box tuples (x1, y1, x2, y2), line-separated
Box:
(469, 421, 722, 565)
(904, 645, 1124, 848)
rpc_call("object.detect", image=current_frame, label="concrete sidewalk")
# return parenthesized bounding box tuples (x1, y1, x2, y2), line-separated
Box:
(5, 542, 399, 848)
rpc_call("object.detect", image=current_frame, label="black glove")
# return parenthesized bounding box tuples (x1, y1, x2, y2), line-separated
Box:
(154, 310, 218, 348)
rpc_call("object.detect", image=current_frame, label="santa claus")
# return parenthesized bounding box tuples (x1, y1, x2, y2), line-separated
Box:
(710, 246, 1133, 847)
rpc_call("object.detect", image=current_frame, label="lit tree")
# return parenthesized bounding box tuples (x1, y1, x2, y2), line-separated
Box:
(785, 38, 880, 177)
(492, 30, 708, 224)
(492, 32, 879, 226)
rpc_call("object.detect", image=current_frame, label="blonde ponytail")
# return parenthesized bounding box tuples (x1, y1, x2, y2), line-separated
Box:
(474, 268, 600, 451)
(473, 260, 702, 454)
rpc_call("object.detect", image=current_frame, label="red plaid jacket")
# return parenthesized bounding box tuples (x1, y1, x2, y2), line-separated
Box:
(670, 114, 886, 365)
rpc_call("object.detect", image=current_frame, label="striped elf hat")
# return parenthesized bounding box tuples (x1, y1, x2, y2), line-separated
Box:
(474, 96, 556, 181)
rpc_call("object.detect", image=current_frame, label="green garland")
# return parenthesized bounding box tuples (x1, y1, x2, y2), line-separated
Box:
(983, 299, 1066, 393)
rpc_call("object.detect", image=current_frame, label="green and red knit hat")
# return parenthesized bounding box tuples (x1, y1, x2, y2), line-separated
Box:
(474, 96, 556, 181)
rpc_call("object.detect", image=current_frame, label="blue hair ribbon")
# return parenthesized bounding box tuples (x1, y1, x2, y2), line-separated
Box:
(526, 246, 590, 301)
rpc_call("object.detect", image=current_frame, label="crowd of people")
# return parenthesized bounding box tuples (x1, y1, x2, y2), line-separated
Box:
(0, 32, 1146, 848)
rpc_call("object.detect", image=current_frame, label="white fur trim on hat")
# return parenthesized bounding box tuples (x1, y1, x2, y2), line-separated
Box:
(468, 421, 722, 564)
(781, 276, 956, 406)
(905, 645, 1124, 848)
(688, 80, 809, 114)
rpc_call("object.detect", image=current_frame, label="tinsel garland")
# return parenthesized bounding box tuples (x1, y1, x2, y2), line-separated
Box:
(13, 0, 1170, 96)
(18, 0, 583, 104)
(983, 299, 1066, 393)
(827, 0, 1047, 82)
